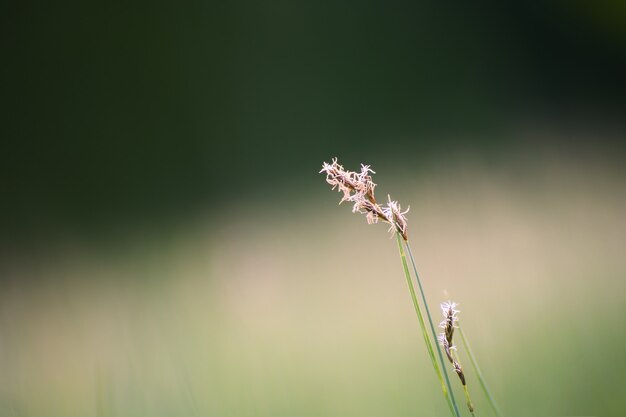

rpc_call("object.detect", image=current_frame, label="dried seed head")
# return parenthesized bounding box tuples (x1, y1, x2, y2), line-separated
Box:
(438, 300, 468, 390)
(320, 158, 409, 240)
(438, 301, 475, 413)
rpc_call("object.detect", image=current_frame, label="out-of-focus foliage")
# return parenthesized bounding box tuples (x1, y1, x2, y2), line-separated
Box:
(1, 155, 624, 416)
(2, 2, 625, 241)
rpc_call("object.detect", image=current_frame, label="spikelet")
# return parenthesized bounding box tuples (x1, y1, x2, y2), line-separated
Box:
(439, 301, 474, 413)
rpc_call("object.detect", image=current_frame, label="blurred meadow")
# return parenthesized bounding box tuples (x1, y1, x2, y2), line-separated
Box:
(2, 2, 626, 417)
(2, 149, 625, 416)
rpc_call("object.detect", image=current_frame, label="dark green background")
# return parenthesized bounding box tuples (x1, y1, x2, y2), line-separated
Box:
(3, 1, 626, 242)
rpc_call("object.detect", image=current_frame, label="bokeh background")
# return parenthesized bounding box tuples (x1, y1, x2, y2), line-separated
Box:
(2, 2, 626, 416)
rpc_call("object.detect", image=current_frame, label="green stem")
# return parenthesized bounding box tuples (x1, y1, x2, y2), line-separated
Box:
(458, 326, 502, 417)
(395, 233, 458, 417)
(462, 385, 476, 417)
(404, 241, 461, 417)
(449, 348, 475, 415)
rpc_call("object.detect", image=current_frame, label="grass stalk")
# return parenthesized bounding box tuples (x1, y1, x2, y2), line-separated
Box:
(450, 348, 476, 416)
(458, 326, 502, 417)
(462, 386, 476, 417)
(404, 242, 461, 417)
(395, 233, 459, 417)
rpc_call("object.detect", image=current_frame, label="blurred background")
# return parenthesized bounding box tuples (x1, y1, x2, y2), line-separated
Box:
(1, 1, 626, 416)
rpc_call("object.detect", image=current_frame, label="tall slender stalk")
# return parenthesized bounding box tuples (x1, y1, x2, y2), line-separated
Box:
(459, 326, 502, 417)
(404, 242, 461, 417)
(395, 233, 459, 417)
(450, 347, 475, 416)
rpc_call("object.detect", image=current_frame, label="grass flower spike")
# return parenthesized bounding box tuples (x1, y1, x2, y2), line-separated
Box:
(439, 301, 474, 414)
(320, 158, 409, 240)
(439, 301, 460, 364)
